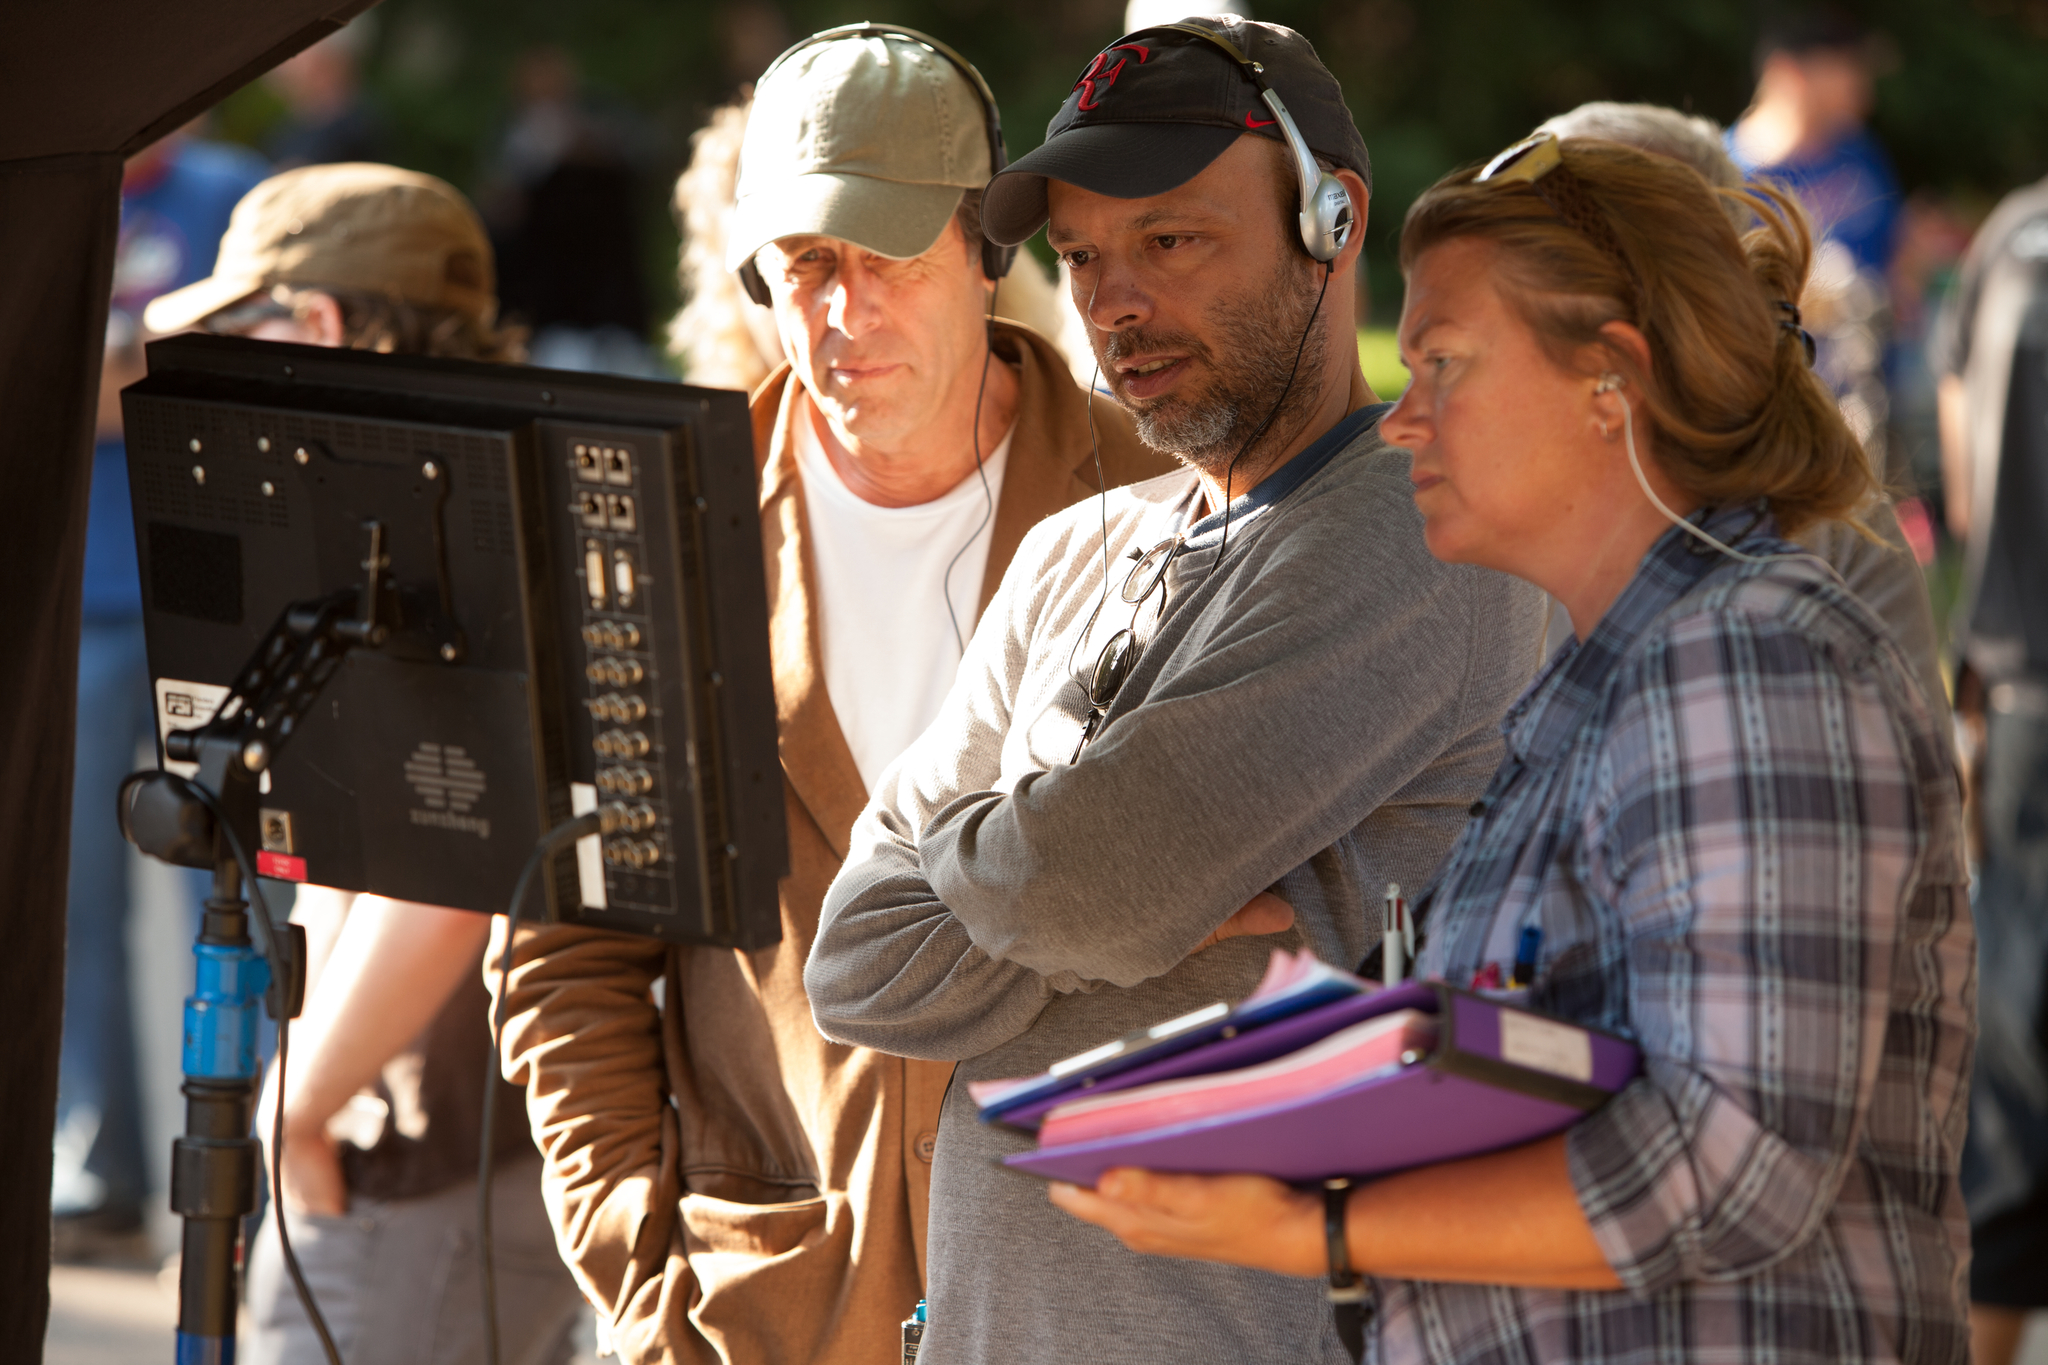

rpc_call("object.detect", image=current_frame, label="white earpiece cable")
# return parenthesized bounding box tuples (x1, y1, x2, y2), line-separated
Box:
(1601, 374, 1776, 565)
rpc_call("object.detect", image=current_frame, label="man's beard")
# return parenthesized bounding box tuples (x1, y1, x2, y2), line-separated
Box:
(1099, 256, 1328, 477)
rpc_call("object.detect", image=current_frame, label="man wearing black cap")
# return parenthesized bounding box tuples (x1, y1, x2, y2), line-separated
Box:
(807, 18, 1544, 1363)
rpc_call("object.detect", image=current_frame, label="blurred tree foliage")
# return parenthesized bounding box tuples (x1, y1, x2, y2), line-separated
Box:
(218, 0, 2048, 331)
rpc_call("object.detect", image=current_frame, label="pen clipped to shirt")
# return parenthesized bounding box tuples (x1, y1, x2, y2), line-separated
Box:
(1382, 884, 1410, 983)
(1510, 925, 1541, 988)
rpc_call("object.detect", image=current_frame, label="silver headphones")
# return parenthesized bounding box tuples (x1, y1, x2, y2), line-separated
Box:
(1156, 23, 1355, 263)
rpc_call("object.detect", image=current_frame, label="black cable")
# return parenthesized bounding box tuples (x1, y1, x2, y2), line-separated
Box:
(478, 810, 604, 1365)
(1065, 355, 1116, 687)
(941, 280, 1003, 653)
(174, 778, 344, 1365)
(260, 946, 341, 1365)
(1087, 357, 1108, 590)
(1064, 259, 1330, 705)
(1215, 261, 1334, 566)
(1068, 262, 1112, 684)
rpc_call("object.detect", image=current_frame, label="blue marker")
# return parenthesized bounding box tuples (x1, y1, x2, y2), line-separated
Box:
(1510, 925, 1542, 988)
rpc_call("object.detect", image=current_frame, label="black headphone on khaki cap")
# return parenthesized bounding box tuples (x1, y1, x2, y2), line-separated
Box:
(736, 24, 1015, 307)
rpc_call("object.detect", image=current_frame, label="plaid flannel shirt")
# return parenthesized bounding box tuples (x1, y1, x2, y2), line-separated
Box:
(1390, 506, 1975, 1365)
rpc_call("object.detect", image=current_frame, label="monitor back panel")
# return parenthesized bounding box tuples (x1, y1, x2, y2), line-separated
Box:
(124, 337, 784, 947)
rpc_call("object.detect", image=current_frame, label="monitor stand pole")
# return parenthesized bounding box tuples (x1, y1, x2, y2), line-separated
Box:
(120, 574, 382, 1363)
(171, 850, 272, 1365)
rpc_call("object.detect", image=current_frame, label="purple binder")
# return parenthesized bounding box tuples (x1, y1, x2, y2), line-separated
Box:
(991, 981, 1437, 1130)
(976, 965, 1371, 1124)
(1002, 984, 1640, 1187)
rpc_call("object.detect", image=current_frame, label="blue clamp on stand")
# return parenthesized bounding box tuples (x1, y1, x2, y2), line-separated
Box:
(121, 582, 373, 1364)
(169, 859, 281, 1365)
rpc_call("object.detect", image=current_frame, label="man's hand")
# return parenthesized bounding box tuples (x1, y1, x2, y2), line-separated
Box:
(277, 1124, 350, 1217)
(1192, 892, 1295, 952)
(1049, 1168, 1322, 1275)
(254, 1061, 347, 1216)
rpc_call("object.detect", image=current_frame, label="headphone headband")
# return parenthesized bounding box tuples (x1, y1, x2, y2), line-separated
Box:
(1157, 20, 1254, 65)
(738, 23, 1014, 303)
(1149, 21, 1355, 264)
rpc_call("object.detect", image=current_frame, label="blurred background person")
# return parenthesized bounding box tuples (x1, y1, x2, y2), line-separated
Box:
(484, 44, 665, 377)
(263, 18, 390, 169)
(668, 95, 782, 391)
(139, 163, 582, 1365)
(57, 121, 267, 1261)
(1886, 193, 1979, 554)
(1539, 99, 1948, 725)
(1935, 170, 2048, 1365)
(1728, 10, 1901, 480)
(1122, 0, 1251, 40)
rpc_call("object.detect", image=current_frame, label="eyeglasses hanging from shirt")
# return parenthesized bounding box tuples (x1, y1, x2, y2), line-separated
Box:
(1068, 532, 1187, 761)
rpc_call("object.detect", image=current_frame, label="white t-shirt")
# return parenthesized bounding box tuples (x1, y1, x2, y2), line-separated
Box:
(793, 403, 1015, 791)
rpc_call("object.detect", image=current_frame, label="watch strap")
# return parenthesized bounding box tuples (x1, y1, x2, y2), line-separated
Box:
(1323, 1178, 1369, 1362)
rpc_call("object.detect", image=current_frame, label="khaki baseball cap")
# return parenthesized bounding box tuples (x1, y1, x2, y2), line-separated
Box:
(726, 29, 993, 271)
(143, 163, 496, 334)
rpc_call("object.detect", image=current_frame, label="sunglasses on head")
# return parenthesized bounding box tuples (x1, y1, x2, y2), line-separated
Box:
(1477, 131, 1566, 186)
(1475, 131, 1638, 284)
(1477, 131, 1816, 367)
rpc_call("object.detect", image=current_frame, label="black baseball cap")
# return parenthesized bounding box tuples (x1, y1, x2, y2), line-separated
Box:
(982, 17, 1372, 247)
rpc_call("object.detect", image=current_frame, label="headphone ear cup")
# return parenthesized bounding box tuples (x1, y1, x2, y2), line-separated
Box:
(1302, 173, 1355, 263)
(738, 258, 772, 308)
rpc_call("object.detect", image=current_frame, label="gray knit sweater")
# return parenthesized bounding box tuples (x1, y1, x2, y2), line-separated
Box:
(807, 407, 1546, 1365)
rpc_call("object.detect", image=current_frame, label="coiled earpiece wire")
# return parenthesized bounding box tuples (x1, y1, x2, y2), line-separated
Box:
(1600, 372, 1784, 565)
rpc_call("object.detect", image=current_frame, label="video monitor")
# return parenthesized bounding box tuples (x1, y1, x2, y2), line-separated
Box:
(122, 334, 786, 948)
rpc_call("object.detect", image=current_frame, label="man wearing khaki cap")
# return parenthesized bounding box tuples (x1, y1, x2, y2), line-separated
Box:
(148, 164, 586, 1365)
(143, 162, 518, 358)
(487, 25, 1168, 1365)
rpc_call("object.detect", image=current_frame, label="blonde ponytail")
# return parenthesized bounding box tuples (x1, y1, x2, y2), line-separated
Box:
(1716, 182, 1872, 533)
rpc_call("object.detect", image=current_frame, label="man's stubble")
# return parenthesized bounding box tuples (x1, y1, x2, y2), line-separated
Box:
(1099, 253, 1328, 480)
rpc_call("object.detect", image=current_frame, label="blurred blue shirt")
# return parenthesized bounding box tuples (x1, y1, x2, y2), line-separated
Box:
(1727, 126, 1901, 276)
(87, 138, 268, 621)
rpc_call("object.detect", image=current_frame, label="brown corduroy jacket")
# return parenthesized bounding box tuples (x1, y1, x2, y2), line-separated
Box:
(492, 321, 1168, 1365)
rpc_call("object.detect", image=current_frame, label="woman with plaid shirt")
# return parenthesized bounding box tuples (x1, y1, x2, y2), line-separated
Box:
(1053, 136, 1975, 1364)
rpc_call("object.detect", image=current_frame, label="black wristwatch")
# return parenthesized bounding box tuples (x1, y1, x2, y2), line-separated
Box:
(1324, 1177, 1369, 1363)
